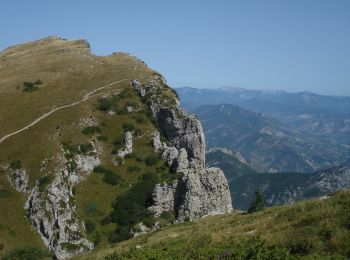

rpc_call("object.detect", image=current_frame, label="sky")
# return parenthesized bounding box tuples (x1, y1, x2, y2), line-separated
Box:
(1, 0, 350, 96)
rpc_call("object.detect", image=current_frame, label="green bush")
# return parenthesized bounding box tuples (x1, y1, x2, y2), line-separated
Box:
(22, 81, 41, 92)
(248, 190, 265, 213)
(122, 123, 135, 132)
(97, 135, 108, 142)
(100, 215, 111, 226)
(133, 114, 145, 124)
(127, 166, 141, 173)
(10, 160, 21, 170)
(113, 137, 124, 146)
(160, 211, 175, 222)
(82, 126, 101, 135)
(144, 155, 159, 166)
(103, 171, 121, 186)
(94, 165, 121, 185)
(37, 175, 52, 192)
(97, 98, 112, 111)
(92, 231, 102, 246)
(0, 189, 9, 198)
(79, 143, 93, 154)
(85, 220, 96, 234)
(1, 246, 50, 260)
(85, 202, 98, 215)
(108, 172, 160, 242)
(93, 165, 106, 173)
(109, 225, 133, 243)
(61, 142, 79, 159)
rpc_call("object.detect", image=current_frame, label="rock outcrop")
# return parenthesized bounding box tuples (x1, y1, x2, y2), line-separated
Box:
(25, 144, 100, 259)
(117, 131, 133, 158)
(132, 78, 233, 221)
(5, 167, 29, 193)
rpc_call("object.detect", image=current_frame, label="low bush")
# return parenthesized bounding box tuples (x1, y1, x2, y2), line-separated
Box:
(85, 220, 96, 234)
(97, 98, 112, 111)
(10, 160, 21, 170)
(1, 246, 50, 260)
(122, 123, 135, 132)
(127, 166, 141, 173)
(0, 189, 9, 198)
(97, 135, 108, 142)
(85, 202, 98, 215)
(144, 155, 159, 166)
(103, 171, 121, 185)
(93, 165, 121, 185)
(100, 215, 111, 226)
(79, 143, 93, 154)
(82, 126, 101, 135)
(22, 81, 41, 92)
(37, 175, 52, 192)
(108, 172, 160, 242)
(248, 190, 265, 213)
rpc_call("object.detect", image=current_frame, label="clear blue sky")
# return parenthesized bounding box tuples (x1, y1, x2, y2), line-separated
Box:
(1, 0, 350, 95)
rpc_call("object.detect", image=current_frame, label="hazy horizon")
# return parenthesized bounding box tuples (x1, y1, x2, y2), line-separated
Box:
(1, 0, 350, 96)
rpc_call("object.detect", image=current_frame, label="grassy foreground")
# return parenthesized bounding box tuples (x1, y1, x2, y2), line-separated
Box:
(77, 190, 350, 259)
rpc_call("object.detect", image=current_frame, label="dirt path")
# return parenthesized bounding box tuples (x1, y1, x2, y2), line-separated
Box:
(0, 78, 130, 144)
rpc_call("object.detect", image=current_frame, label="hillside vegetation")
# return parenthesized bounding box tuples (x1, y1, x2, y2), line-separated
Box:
(0, 37, 178, 257)
(78, 190, 350, 259)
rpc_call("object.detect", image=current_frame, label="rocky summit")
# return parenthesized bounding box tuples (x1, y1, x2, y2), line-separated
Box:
(0, 37, 232, 258)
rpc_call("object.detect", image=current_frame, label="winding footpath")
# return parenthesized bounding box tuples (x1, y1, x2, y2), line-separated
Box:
(0, 78, 130, 145)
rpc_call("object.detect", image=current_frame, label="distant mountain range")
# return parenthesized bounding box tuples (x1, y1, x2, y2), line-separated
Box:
(195, 104, 348, 173)
(177, 87, 350, 145)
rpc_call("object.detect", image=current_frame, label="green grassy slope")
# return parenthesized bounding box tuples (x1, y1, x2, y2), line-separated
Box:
(0, 37, 178, 257)
(78, 190, 350, 259)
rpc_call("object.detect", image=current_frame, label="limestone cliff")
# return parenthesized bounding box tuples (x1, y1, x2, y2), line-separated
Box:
(132, 77, 233, 221)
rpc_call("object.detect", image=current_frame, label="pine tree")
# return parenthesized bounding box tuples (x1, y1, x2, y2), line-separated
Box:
(248, 189, 265, 213)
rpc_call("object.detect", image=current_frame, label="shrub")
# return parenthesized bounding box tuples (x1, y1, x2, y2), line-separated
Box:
(0, 189, 9, 198)
(93, 165, 107, 173)
(94, 165, 121, 185)
(1, 246, 50, 260)
(109, 225, 133, 243)
(82, 126, 101, 135)
(10, 160, 21, 170)
(108, 172, 160, 242)
(103, 171, 121, 185)
(85, 202, 98, 215)
(79, 143, 93, 154)
(100, 215, 111, 226)
(143, 216, 156, 228)
(97, 135, 108, 142)
(85, 220, 96, 234)
(133, 114, 144, 124)
(248, 190, 265, 213)
(61, 142, 79, 159)
(145, 155, 158, 166)
(22, 81, 40, 92)
(160, 211, 175, 222)
(122, 123, 135, 132)
(35, 79, 43, 85)
(127, 166, 141, 173)
(113, 137, 124, 146)
(93, 231, 102, 246)
(37, 175, 52, 192)
(97, 98, 112, 111)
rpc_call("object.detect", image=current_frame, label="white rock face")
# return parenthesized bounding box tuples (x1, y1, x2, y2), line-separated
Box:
(133, 78, 233, 222)
(25, 145, 100, 259)
(117, 131, 133, 158)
